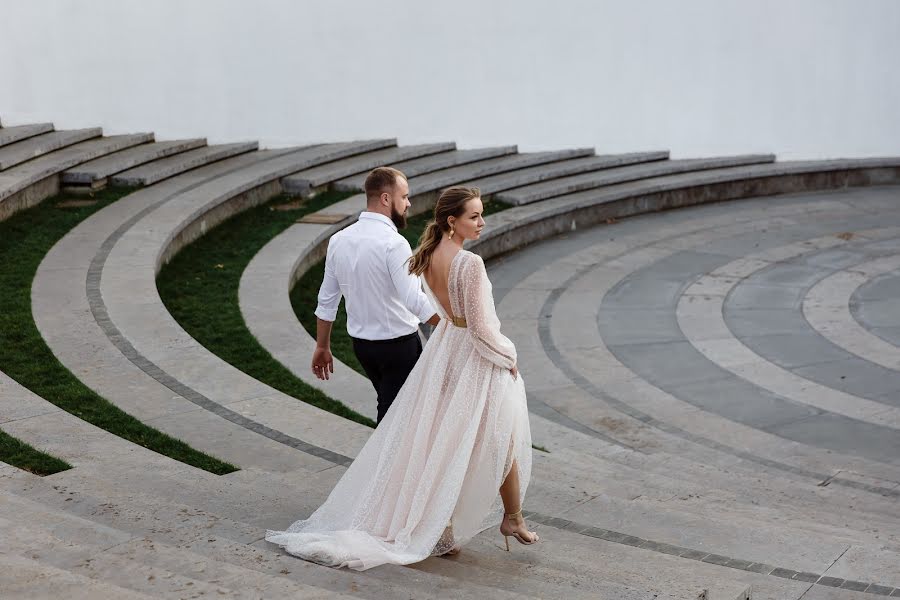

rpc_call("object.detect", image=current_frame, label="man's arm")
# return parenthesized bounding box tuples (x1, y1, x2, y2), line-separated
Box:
(312, 243, 341, 380)
(312, 318, 335, 380)
(387, 239, 439, 325)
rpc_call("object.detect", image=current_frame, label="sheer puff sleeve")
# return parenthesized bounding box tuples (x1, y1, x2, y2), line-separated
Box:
(459, 252, 517, 370)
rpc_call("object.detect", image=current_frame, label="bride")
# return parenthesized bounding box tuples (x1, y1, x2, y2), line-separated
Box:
(266, 186, 538, 570)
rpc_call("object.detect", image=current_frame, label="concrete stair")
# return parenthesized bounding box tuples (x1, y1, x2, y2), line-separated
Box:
(332, 145, 518, 192)
(0, 122, 55, 148)
(282, 141, 456, 197)
(61, 138, 207, 189)
(0, 128, 104, 171)
(405, 147, 596, 200)
(496, 154, 777, 205)
(110, 141, 261, 186)
(0, 464, 755, 599)
(0, 133, 156, 220)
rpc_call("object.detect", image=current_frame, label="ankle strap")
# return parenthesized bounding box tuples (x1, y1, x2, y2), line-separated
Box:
(505, 509, 523, 519)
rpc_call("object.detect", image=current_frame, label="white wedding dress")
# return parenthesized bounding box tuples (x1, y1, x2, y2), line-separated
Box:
(266, 250, 532, 570)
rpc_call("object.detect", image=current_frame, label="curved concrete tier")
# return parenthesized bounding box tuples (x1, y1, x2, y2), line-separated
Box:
(471, 151, 670, 197)
(471, 157, 900, 259)
(0, 133, 156, 221)
(496, 154, 777, 205)
(332, 145, 518, 192)
(282, 141, 456, 196)
(109, 141, 260, 187)
(0, 128, 104, 171)
(61, 138, 207, 188)
(0, 122, 55, 148)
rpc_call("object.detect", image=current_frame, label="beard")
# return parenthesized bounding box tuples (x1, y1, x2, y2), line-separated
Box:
(390, 205, 408, 229)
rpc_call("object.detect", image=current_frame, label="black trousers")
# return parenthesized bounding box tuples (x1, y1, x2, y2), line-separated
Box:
(352, 332, 423, 424)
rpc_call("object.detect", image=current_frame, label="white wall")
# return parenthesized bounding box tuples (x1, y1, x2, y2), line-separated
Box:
(2, 0, 899, 159)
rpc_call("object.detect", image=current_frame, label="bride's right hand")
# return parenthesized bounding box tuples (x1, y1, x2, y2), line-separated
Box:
(510, 365, 518, 380)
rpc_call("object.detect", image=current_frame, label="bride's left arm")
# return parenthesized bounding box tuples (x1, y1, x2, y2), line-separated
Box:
(461, 254, 517, 371)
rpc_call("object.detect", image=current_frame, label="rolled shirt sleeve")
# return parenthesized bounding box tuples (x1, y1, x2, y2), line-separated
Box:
(387, 238, 437, 324)
(314, 241, 342, 322)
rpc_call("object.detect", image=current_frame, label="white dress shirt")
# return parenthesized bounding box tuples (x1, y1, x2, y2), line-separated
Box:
(315, 211, 436, 341)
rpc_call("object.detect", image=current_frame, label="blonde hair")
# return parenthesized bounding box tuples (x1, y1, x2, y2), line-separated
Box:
(408, 186, 481, 276)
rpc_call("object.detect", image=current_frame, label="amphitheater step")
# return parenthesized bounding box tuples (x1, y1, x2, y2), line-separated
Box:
(109, 141, 260, 187)
(0, 474, 548, 600)
(0, 133, 159, 221)
(0, 554, 157, 600)
(332, 145, 519, 192)
(406, 147, 596, 198)
(1, 466, 758, 600)
(496, 154, 777, 205)
(61, 138, 207, 188)
(470, 150, 670, 196)
(0, 490, 357, 599)
(0, 122, 55, 148)
(0, 128, 104, 171)
(282, 141, 457, 197)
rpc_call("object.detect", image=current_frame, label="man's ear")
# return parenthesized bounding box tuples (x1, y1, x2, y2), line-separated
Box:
(380, 192, 390, 206)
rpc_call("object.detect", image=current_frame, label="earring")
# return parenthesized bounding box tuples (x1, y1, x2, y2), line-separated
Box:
(448, 226, 455, 240)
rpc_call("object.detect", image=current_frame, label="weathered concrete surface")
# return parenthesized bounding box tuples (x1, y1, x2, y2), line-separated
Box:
(61, 138, 207, 186)
(282, 141, 456, 196)
(471, 150, 670, 196)
(496, 154, 777, 205)
(0, 134, 159, 221)
(332, 145, 518, 191)
(0, 128, 103, 171)
(0, 122, 54, 148)
(110, 141, 260, 186)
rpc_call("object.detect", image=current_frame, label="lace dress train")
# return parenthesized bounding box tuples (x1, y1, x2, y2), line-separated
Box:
(265, 250, 532, 570)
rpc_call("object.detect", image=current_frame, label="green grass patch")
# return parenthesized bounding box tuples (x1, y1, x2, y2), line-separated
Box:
(0, 188, 236, 476)
(157, 191, 377, 429)
(0, 429, 71, 475)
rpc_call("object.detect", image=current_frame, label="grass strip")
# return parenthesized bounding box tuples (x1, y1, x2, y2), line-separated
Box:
(0, 429, 71, 475)
(0, 188, 236, 475)
(157, 191, 376, 429)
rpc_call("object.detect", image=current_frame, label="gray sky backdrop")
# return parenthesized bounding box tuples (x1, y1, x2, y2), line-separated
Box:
(2, 0, 899, 159)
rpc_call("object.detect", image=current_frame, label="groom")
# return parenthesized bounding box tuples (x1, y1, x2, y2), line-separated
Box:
(311, 167, 440, 423)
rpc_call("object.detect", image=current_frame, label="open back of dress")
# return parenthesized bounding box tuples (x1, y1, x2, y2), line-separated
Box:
(266, 250, 532, 570)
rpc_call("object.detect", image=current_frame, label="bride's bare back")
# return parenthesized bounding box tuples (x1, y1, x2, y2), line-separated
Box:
(423, 239, 461, 318)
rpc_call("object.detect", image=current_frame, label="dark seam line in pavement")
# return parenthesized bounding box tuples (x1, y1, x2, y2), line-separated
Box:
(524, 511, 898, 596)
(724, 233, 900, 404)
(528, 216, 900, 497)
(86, 156, 354, 468)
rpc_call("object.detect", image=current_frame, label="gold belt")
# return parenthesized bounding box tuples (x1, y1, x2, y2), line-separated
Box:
(451, 316, 467, 328)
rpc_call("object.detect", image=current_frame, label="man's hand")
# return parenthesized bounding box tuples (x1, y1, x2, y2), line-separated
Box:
(311, 347, 334, 380)
(426, 313, 440, 326)
(510, 364, 519, 380)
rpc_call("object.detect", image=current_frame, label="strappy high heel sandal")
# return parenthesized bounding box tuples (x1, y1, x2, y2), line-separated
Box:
(500, 508, 540, 550)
